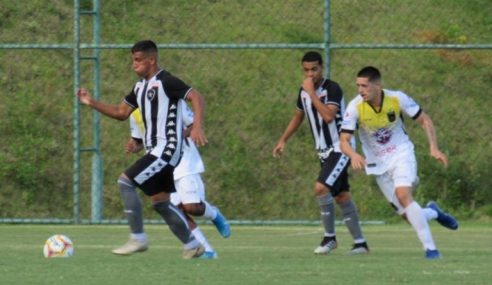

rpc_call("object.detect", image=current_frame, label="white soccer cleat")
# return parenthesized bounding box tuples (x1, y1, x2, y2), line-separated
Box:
(112, 238, 149, 255)
(349, 242, 370, 255)
(182, 244, 205, 259)
(314, 237, 337, 255)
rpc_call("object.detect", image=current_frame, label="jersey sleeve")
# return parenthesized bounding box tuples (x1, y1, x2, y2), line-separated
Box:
(181, 101, 194, 127)
(341, 100, 358, 133)
(397, 91, 421, 119)
(124, 86, 138, 108)
(325, 81, 343, 107)
(163, 74, 192, 100)
(295, 88, 304, 111)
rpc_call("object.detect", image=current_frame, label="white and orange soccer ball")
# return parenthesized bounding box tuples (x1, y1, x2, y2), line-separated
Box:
(43, 234, 74, 258)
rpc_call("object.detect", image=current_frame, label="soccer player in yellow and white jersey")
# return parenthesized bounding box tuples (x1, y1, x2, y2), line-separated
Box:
(340, 66, 458, 259)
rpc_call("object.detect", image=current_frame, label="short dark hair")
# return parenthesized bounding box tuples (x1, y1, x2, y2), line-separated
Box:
(302, 51, 323, 65)
(357, 66, 381, 82)
(131, 40, 158, 54)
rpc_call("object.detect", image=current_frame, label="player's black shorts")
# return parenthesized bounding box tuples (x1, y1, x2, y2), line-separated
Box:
(317, 151, 350, 196)
(124, 153, 176, 196)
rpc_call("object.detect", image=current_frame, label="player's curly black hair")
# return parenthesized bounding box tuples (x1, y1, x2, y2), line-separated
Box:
(301, 51, 323, 65)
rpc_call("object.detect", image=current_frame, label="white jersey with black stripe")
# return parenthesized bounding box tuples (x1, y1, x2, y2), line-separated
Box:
(296, 79, 353, 154)
(125, 69, 191, 167)
(130, 102, 205, 180)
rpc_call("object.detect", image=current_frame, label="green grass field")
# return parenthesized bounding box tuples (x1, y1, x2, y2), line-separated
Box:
(0, 222, 490, 285)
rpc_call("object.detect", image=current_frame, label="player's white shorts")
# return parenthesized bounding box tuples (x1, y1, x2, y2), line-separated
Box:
(374, 155, 419, 215)
(171, 174, 205, 206)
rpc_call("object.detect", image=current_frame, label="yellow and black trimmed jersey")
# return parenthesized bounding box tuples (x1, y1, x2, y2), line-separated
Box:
(341, 89, 421, 174)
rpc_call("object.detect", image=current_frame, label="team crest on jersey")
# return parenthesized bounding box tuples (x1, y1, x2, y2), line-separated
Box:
(387, 111, 396, 122)
(147, 88, 157, 101)
(373, 128, 392, 144)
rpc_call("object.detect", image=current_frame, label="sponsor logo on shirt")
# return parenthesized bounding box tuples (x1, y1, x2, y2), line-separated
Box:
(373, 128, 392, 144)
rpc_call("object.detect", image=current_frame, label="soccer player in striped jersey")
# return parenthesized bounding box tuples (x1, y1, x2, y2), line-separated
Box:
(76, 40, 207, 259)
(126, 105, 230, 259)
(273, 51, 369, 255)
(340, 66, 458, 259)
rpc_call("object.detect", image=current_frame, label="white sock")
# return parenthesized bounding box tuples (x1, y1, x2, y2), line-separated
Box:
(404, 201, 436, 250)
(192, 227, 214, 252)
(201, 201, 218, 220)
(183, 239, 201, 250)
(422, 207, 438, 221)
(130, 232, 148, 243)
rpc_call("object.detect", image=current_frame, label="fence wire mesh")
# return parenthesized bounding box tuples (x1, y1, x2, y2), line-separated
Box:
(1, 0, 491, 223)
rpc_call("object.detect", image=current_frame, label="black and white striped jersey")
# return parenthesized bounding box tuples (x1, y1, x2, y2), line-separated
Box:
(125, 69, 192, 166)
(296, 79, 347, 153)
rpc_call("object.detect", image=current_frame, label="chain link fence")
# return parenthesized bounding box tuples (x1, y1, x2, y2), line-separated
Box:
(1, 0, 491, 223)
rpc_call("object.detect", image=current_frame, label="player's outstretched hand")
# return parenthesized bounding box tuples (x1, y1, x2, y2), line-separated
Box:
(272, 142, 285, 158)
(431, 148, 448, 168)
(190, 127, 208, 147)
(125, 138, 143, 154)
(76, 88, 93, 106)
(349, 152, 366, 170)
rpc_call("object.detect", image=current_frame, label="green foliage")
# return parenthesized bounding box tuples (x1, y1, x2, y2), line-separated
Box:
(1, 1, 491, 220)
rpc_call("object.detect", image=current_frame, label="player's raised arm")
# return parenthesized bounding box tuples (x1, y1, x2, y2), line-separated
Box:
(302, 77, 339, 124)
(76, 87, 134, 121)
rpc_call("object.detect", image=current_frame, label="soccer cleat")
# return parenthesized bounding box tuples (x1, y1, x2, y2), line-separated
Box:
(425, 249, 442, 259)
(200, 251, 219, 260)
(182, 244, 205, 259)
(112, 238, 149, 255)
(212, 209, 231, 238)
(349, 242, 370, 255)
(314, 236, 337, 255)
(426, 201, 459, 230)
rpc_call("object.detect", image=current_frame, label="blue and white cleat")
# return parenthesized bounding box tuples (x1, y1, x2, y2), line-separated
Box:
(212, 209, 231, 238)
(425, 249, 442, 260)
(200, 251, 219, 259)
(426, 201, 459, 230)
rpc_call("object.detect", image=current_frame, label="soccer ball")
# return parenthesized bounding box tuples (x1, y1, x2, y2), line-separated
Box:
(43, 234, 74, 258)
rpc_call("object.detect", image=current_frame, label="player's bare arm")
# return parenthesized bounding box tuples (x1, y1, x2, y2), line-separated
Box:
(273, 110, 304, 158)
(340, 132, 366, 170)
(415, 111, 449, 168)
(302, 77, 338, 123)
(76, 88, 134, 121)
(186, 89, 208, 147)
